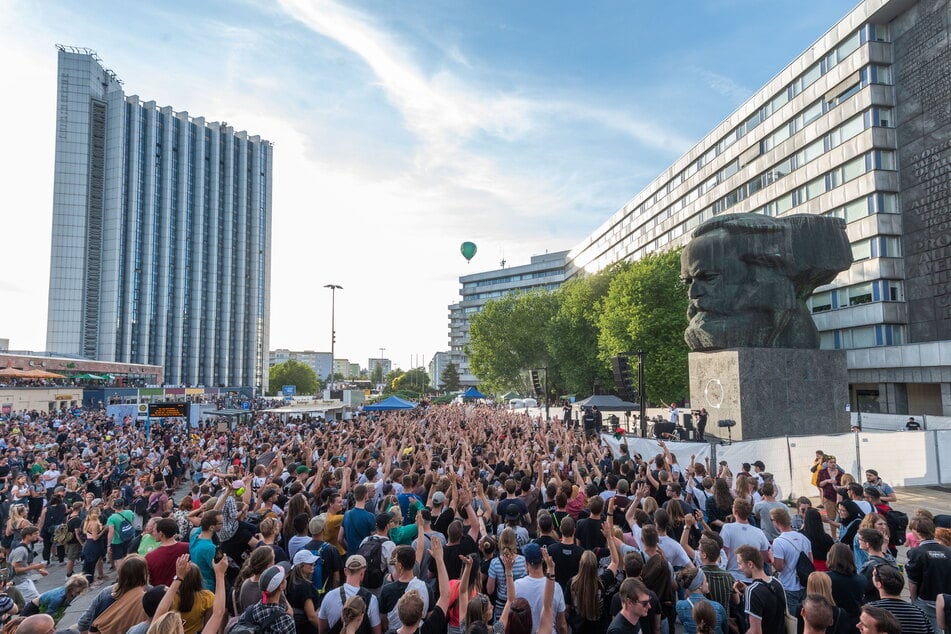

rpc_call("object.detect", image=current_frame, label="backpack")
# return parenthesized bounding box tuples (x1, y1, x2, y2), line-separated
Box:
(358, 535, 388, 589)
(226, 606, 285, 634)
(309, 542, 332, 598)
(53, 523, 72, 546)
(777, 535, 815, 587)
(327, 586, 374, 634)
(117, 511, 136, 543)
(883, 509, 908, 545)
(147, 495, 162, 515)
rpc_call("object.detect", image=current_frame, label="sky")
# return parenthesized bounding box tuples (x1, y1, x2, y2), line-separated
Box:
(0, 0, 858, 374)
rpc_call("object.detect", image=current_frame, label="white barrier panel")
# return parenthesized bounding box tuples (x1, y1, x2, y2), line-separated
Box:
(925, 416, 951, 430)
(858, 431, 940, 487)
(786, 434, 859, 500)
(852, 413, 907, 431)
(600, 435, 712, 471)
(939, 431, 951, 484)
(717, 439, 793, 500)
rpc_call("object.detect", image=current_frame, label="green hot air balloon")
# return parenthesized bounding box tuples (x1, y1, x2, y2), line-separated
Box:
(460, 241, 478, 262)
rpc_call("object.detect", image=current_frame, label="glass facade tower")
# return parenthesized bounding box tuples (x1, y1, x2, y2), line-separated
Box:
(47, 47, 272, 391)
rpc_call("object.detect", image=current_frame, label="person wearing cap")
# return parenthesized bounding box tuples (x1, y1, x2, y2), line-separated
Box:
(863, 470, 896, 504)
(497, 504, 530, 547)
(301, 515, 344, 593)
(359, 513, 396, 593)
(750, 460, 766, 486)
(238, 564, 296, 634)
(428, 490, 454, 537)
(317, 555, 381, 634)
(513, 542, 567, 634)
(287, 549, 323, 634)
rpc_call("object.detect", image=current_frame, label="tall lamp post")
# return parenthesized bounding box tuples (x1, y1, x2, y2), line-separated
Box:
(378, 347, 386, 387)
(324, 284, 343, 387)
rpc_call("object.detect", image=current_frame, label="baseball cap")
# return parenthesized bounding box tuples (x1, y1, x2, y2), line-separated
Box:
(376, 512, 394, 530)
(309, 515, 326, 536)
(432, 491, 446, 505)
(504, 506, 520, 520)
(260, 565, 286, 594)
(346, 555, 367, 571)
(293, 549, 318, 566)
(522, 543, 543, 565)
(752, 460, 765, 470)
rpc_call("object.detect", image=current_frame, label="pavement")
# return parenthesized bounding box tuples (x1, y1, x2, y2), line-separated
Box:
(35, 484, 951, 630)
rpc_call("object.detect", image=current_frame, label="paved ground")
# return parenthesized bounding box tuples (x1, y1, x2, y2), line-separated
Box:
(39, 485, 951, 630)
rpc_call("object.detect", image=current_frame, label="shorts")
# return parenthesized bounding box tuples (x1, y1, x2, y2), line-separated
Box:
(110, 540, 131, 559)
(65, 542, 82, 561)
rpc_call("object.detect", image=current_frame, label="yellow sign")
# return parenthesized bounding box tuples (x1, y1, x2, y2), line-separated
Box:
(55, 395, 73, 400)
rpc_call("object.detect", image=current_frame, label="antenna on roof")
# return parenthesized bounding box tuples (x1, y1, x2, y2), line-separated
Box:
(499, 246, 506, 269)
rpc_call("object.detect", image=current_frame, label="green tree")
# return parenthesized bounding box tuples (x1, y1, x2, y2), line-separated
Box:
(384, 368, 405, 393)
(439, 361, 461, 392)
(267, 359, 318, 396)
(468, 290, 558, 393)
(597, 248, 690, 405)
(547, 269, 616, 396)
(370, 364, 384, 384)
(394, 367, 431, 393)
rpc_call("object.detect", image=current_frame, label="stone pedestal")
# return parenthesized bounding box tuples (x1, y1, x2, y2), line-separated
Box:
(688, 348, 850, 440)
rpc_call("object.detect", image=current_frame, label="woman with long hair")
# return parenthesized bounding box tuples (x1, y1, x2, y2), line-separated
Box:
(825, 543, 866, 629)
(642, 549, 676, 631)
(77, 555, 150, 634)
(805, 572, 851, 634)
(800, 508, 835, 571)
(4, 504, 29, 552)
(147, 612, 184, 634)
(569, 550, 607, 633)
(81, 506, 107, 583)
(38, 492, 68, 564)
(732, 474, 755, 506)
(233, 546, 275, 615)
(282, 493, 312, 548)
(676, 567, 727, 634)
(692, 600, 719, 634)
(706, 478, 734, 531)
(287, 551, 321, 634)
(835, 501, 864, 546)
(169, 556, 214, 634)
(11, 475, 29, 506)
(174, 496, 194, 540)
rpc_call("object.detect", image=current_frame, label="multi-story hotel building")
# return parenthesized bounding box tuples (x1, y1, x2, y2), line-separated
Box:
(47, 46, 273, 391)
(454, 0, 951, 415)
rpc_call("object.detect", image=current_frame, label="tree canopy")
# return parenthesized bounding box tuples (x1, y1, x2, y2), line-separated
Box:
(267, 359, 319, 396)
(439, 361, 461, 392)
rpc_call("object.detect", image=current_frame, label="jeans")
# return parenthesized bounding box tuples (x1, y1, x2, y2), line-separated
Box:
(784, 588, 805, 619)
(912, 597, 939, 634)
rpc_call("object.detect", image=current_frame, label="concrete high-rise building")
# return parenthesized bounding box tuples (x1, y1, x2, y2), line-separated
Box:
(449, 251, 572, 386)
(429, 351, 451, 389)
(47, 46, 272, 391)
(368, 358, 392, 379)
(269, 349, 332, 385)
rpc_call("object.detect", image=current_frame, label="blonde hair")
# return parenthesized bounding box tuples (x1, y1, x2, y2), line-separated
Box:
(342, 594, 367, 625)
(806, 571, 834, 604)
(65, 573, 90, 597)
(146, 611, 185, 634)
(840, 474, 855, 487)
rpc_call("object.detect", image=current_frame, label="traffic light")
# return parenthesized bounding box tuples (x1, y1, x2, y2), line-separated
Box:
(530, 369, 542, 399)
(611, 354, 638, 402)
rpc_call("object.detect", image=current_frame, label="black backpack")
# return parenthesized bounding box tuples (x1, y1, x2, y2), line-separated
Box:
(327, 586, 374, 634)
(884, 509, 908, 545)
(358, 535, 388, 589)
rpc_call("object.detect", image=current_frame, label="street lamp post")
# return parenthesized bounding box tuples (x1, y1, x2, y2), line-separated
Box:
(324, 284, 343, 387)
(378, 347, 386, 387)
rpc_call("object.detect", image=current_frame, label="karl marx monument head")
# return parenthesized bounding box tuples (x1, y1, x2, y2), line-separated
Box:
(680, 213, 852, 351)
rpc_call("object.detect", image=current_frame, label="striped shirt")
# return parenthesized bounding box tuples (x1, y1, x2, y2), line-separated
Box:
(868, 598, 935, 634)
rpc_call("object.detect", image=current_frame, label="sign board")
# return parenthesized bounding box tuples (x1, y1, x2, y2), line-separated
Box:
(282, 385, 296, 397)
(147, 402, 188, 418)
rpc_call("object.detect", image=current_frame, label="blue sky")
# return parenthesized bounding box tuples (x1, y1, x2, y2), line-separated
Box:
(0, 0, 857, 373)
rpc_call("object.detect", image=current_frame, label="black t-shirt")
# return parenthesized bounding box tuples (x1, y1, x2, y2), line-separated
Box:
(607, 611, 641, 634)
(549, 542, 584, 588)
(430, 507, 455, 536)
(302, 539, 344, 587)
(575, 516, 606, 551)
(745, 578, 786, 634)
(380, 580, 434, 619)
(441, 534, 477, 580)
(286, 577, 320, 634)
(610, 588, 661, 634)
(66, 515, 82, 543)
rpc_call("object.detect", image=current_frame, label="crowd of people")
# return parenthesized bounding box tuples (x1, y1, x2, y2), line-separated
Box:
(0, 402, 948, 634)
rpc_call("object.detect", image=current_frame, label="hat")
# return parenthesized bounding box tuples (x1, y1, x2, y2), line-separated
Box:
(376, 512, 394, 530)
(346, 554, 367, 571)
(259, 565, 286, 594)
(296, 465, 310, 475)
(522, 543, 543, 565)
(504, 506, 520, 521)
(432, 491, 446, 505)
(311, 513, 328, 536)
(293, 549, 318, 566)
(752, 460, 765, 470)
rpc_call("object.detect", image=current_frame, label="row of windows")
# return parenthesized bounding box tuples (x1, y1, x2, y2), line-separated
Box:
(462, 269, 563, 290)
(809, 279, 903, 313)
(819, 324, 903, 350)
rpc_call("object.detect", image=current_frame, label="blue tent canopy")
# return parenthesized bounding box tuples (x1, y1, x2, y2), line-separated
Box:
(364, 395, 417, 411)
(461, 386, 487, 399)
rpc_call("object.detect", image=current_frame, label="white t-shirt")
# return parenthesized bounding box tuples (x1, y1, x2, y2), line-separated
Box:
(771, 530, 812, 591)
(658, 534, 692, 568)
(514, 575, 566, 634)
(720, 522, 770, 581)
